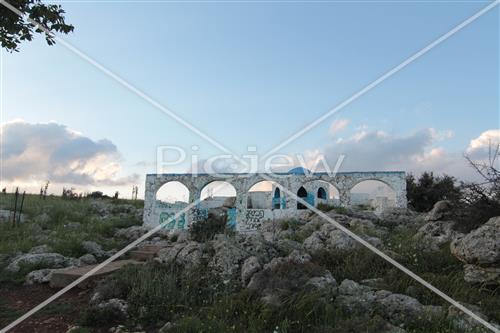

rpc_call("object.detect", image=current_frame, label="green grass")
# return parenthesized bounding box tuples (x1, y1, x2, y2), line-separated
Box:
(0, 193, 143, 284)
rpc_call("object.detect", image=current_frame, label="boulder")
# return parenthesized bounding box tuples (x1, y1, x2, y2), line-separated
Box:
(450, 217, 500, 265)
(413, 220, 461, 252)
(426, 200, 453, 222)
(208, 235, 249, 278)
(247, 251, 327, 306)
(5, 253, 75, 272)
(29, 244, 53, 254)
(446, 303, 496, 332)
(241, 256, 261, 286)
(78, 254, 97, 266)
(114, 226, 148, 242)
(304, 271, 337, 293)
(378, 208, 417, 227)
(81, 241, 108, 259)
(376, 293, 441, 325)
(25, 268, 54, 284)
(156, 241, 204, 270)
(96, 298, 129, 321)
(463, 264, 500, 285)
(335, 279, 443, 326)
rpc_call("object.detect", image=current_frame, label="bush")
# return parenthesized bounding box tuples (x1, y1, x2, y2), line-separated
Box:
(189, 211, 227, 242)
(406, 172, 461, 212)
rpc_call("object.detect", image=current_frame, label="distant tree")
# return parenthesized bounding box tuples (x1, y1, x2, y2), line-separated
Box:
(88, 191, 104, 199)
(0, 0, 73, 52)
(454, 143, 500, 231)
(406, 172, 461, 212)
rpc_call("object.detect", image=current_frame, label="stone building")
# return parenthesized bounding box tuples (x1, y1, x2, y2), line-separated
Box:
(143, 170, 407, 232)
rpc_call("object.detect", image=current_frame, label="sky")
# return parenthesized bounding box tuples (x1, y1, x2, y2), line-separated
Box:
(0, 0, 499, 199)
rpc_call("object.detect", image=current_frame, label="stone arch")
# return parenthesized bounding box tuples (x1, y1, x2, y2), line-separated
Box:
(350, 179, 396, 211)
(317, 187, 327, 199)
(155, 180, 190, 204)
(297, 186, 308, 210)
(297, 179, 341, 207)
(198, 179, 238, 201)
(246, 180, 284, 209)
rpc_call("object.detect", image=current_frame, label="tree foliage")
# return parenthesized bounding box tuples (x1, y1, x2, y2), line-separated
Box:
(406, 172, 461, 212)
(0, 0, 73, 52)
(454, 143, 500, 231)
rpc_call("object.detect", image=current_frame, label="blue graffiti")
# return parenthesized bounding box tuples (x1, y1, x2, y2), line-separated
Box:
(159, 211, 186, 230)
(227, 208, 237, 229)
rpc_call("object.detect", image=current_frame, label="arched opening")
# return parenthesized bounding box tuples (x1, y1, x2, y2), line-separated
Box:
(350, 180, 396, 212)
(317, 187, 327, 199)
(297, 186, 308, 210)
(247, 181, 283, 209)
(200, 181, 237, 208)
(301, 180, 340, 207)
(155, 181, 189, 208)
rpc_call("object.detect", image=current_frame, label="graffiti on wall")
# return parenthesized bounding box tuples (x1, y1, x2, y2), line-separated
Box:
(227, 208, 237, 229)
(190, 207, 209, 222)
(159, 211, 186, 230)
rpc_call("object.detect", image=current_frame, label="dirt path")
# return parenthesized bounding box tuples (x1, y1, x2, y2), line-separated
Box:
(0, 284, 92, 333)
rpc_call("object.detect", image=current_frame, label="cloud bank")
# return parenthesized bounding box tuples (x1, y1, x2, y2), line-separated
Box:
(1, 120, 138, 186)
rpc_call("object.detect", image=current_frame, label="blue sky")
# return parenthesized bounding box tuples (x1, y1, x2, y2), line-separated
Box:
(1, 1, 498, 196)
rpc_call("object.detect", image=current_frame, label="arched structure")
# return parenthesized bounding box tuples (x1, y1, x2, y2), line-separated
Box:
(143, 171, 407, 232)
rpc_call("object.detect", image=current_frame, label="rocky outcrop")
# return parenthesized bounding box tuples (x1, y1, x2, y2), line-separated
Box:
(5, 253, 77, 272)
(413, 220, 461, 252)
(378, 208, 418, 227)
(241, 256, 261, 286)
(335, 280, 443, 326)
(156, 241, 204, 270)
(303, 222, 381, 254)
(114, 226, 148, 242)
(247, 250, 335, 306)
(425, 200, 453, 222)
(450, 216, 499, 285)
(450, 217, 499, 265)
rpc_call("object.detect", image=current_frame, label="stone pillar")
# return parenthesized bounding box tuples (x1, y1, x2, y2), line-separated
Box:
(339, 189, 350, 207)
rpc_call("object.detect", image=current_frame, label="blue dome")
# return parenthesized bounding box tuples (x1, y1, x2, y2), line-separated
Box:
(288, 167, 311, 175)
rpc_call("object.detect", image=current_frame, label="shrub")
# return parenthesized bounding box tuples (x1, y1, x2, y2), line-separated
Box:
(189, 211, 227, 242)
(406, 172, 461, 212)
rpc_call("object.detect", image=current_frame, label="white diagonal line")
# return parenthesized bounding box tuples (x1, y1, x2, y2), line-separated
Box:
(0, 0, 248, 169)
(0, 180, 233, 333)
(261, 0, 499, 160)
(260, 173, 499, 333)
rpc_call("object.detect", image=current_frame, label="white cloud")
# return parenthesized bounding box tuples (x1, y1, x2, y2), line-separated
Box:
(466, 129, 500, 158)
(329, 119, 349, 136)
(1, 120, 138, 187)
(315, 128, 497, 181)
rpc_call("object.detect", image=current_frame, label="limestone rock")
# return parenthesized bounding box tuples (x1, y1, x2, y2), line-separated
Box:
(29, 244, 53, 254)
(446, 303, 497, 332)
(378, 208, 417, 227)
(463, 264, 500, 285)
(96, 298, 129, 321)
(241, 256, 261, 286)
(78, 253, 97, 266)
(6, 253, 74, 272)
(156, 241, 203, 270)
(114, 226, 148, 242)
(425, 200, 453, 222)
(450, 217, 500, 265)
(414, 220, 461, 252)
(80, 241, 108, 259)
(305, 271, 337, 293)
